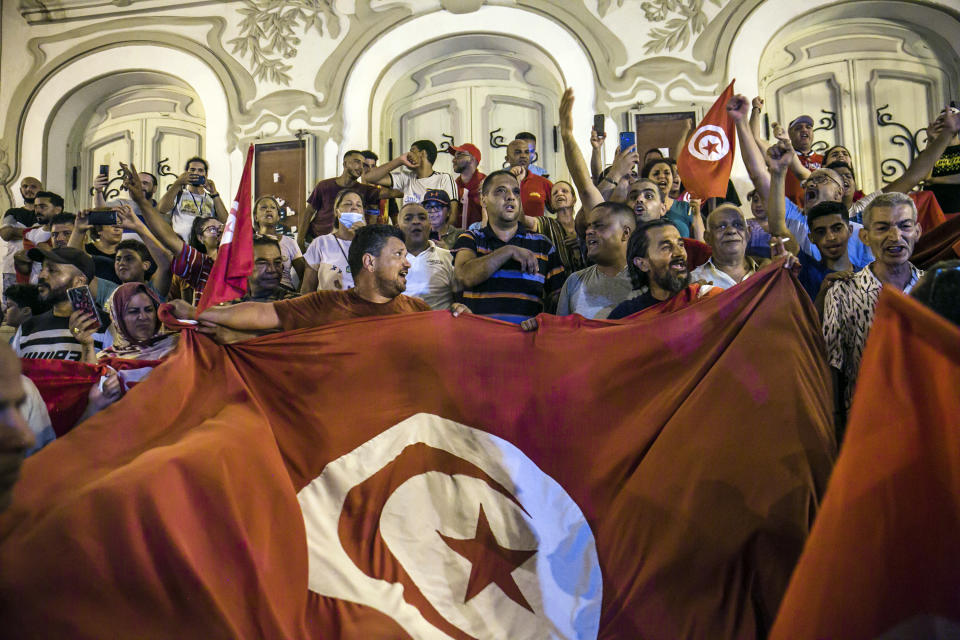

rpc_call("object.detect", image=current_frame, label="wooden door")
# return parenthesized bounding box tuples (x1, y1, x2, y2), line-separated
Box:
(254, 140, 307, 232)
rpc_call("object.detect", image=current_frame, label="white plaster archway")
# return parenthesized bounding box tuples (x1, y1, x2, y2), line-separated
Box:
(340, 6, 597, 172)
(15, 45, 235, 201)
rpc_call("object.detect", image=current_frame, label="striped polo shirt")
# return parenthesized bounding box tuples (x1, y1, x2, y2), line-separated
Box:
(453, 225, 565, 323)
(12, 310, 112, 361)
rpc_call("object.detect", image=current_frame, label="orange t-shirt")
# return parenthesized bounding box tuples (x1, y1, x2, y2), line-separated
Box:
(273, 289, 431, 331)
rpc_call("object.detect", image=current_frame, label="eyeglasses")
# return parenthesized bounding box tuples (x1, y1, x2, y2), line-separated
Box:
(201, 225, 222, 235)
(802, 173, 843, 190)
(423, 204, 446, 212)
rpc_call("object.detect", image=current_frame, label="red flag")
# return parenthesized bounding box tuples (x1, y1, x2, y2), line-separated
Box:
(198, 144, 255, 310)
(771, 289, 960, 640)
(678, 80, 737, 199)
(0, 266, 835, 639)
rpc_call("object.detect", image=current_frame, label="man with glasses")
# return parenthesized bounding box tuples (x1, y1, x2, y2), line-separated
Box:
(450, 143, 485, 228)
(690, 204, 760, 288)
(823, 193, 924, 429)
(423, 189, 463, 250)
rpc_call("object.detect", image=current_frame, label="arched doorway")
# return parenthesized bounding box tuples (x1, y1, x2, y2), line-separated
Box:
(375, 34, 565, 178)
(15, 44, 232, 209)
(340, 5, 597, 180)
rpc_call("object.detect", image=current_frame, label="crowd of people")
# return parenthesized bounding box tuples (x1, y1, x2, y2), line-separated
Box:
(2, 84, 960, 508)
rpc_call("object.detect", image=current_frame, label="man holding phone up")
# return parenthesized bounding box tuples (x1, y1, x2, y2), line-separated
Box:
(156, 156, 228, 244)
(11, 247, 112, 362)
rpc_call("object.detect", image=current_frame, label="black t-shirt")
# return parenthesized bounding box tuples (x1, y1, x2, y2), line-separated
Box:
(86, 243, 121, 284)
(608, 290, 660, 319)
(1, 207, 37, 228)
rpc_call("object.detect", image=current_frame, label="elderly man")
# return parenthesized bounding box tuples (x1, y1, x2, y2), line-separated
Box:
(453, 170, 564, 323)
(505, 139, 553, 218)
(690, 204, 760, 287)
(823, 192, 923, 421)
(556, 202, 634, 319)
(396, 202, 465, 311)
(608, 219, 723, 319)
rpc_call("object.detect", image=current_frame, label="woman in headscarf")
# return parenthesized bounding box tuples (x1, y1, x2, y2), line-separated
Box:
(98, 282, 178, 361)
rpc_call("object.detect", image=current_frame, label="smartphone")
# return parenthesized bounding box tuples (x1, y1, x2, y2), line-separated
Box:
(189, 175, 206, 186)
(98, 164, 109, 176)
(88, 207, 118, 226)
(619, 131, 636, 152)
(593, 114, 605, 138)
(67, 286, 103, 331)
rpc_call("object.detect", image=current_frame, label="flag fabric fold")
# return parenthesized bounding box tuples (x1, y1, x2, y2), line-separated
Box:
(1, 265, 835, 640)
(771, 289, 960, 640)
(677, 80, 737, 200)
(198, 144, 255, 310)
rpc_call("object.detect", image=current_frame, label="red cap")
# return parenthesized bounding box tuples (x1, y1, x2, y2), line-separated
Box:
(448, 143, 481, 163)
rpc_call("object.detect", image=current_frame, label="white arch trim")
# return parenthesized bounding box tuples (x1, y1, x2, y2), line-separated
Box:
(340, 6, 596, 167)
(15, 45, 235, 198)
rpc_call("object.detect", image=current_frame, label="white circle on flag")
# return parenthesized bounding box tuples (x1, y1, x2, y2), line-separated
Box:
(297, 413, 602, 639)
(687, 125, 730, 161)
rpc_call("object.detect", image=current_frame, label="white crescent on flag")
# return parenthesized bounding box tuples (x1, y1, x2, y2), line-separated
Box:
(687, 125, 730, 162)
(297, 413, 603, 639)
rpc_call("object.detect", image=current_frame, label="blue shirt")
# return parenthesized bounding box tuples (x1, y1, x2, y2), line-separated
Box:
(784, 198, 873, 269)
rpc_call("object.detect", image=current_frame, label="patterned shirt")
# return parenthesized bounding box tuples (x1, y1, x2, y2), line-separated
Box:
(452, 225, 565, 323)
(12, 310, 113, 361)
(823, 262, 923, 410)
(171, 244, 214, 306)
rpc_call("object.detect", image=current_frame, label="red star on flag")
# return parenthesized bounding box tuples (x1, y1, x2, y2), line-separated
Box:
(703, 139, 720, 158)
(438, 504, 537, 612)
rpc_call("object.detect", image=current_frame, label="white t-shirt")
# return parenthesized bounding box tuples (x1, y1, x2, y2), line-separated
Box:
(390, 169, 458, 205)
(169, 190, 215, 244)
(404, 242, 458, 310)
(305, 233, 353, 289)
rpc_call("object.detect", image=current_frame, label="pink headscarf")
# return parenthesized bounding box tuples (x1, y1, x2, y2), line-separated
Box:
(110, 283, 163, 347)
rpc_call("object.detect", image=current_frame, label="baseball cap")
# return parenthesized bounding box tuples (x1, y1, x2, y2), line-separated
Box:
(422, 189, 451, 207)
(448, 143, 481, 163)
(789, 115, 814, 129)
(27, 246, 95, 282)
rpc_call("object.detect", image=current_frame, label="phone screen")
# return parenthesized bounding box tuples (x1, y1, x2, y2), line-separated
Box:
(593, 114, 605, 137)
(99, 164, 109, 176)
(67, 286, 103, 331)
(619, 131, 636, 151)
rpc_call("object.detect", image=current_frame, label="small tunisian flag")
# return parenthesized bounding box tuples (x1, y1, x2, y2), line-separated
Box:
(678, 79, 736, 199)
(1, 266, 835, 639)
(198, 144, 255, 310)
(771, 289, 960, 640)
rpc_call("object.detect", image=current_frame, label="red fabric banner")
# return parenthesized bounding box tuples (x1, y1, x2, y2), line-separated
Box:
(677, 80, 737, 200)
(771, 289, 960, 640)
(1, 265, 835, 639)
(199, 144, 255, 310)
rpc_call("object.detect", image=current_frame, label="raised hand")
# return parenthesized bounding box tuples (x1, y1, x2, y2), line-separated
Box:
(120, 162, 145, 200)
(93, 173, 109, 192)
(560, 87, 575, 135)
(590, 127, 605, 149)
(115, 203, 142, 231)
(765, 138, 795, 174)
(752, 96, 764, 111)
(726, 94, 751, 123)
(610, 144, 639, 180)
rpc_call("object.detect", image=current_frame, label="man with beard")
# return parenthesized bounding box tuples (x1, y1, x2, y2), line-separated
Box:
(301, 151, 384, 246)
(396, 202, 465, 312)
(450, 143, 485, 228)
(1, 179, 43, 290)
(556, 202, 634, 319)
(823, 192, 924, 421)
(362, 141, 460, 225)
(173, 225, 438, 341)
(505, 138, 552, 218)
(453, 170, 565, 323)
(11, 247, 112, 361)
(608, 219, 723, 319)
(690, 204, 760, 288)
(157, 157, 228, 244)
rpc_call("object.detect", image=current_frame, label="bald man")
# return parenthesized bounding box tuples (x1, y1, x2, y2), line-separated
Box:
(690, 204, 761, 287)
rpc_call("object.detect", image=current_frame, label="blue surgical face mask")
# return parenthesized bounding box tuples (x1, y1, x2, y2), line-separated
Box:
(339, 211, 364, 229)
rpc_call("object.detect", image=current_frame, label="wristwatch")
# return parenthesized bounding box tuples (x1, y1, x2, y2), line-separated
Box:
(602, 176, 617, 186)
(209, 193, 220, 198)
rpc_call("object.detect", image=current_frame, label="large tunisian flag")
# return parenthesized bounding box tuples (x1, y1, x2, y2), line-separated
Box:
(198, 144, 255, 310)
(771, 289, 960, 640)
(678, 80, 737, 200)
(0, 265, 835, 640)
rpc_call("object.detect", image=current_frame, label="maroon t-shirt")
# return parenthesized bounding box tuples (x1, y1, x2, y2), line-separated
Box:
(305, 179, 382, 237)
(456, 171, 486, 228)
